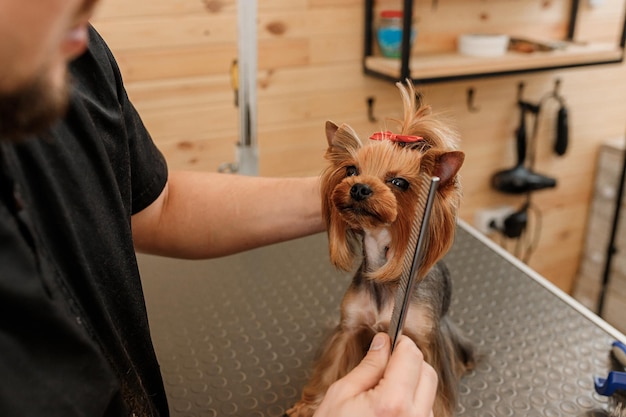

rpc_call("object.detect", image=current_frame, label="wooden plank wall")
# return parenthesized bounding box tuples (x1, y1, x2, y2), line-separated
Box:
(92, 0, 626, 294)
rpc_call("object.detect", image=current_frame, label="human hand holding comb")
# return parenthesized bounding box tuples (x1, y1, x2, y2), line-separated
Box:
(310, 333, 438, 417)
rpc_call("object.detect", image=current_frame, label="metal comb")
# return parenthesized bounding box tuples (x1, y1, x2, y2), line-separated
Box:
(388, 175, 440, 351)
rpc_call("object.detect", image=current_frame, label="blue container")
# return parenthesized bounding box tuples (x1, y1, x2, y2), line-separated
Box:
(376, 10, 416, 59)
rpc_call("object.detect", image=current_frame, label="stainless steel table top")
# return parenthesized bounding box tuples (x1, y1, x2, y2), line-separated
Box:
(138, 221, 626, 417)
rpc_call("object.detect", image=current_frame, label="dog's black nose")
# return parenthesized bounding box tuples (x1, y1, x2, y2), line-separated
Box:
(350, 183, 372, 201)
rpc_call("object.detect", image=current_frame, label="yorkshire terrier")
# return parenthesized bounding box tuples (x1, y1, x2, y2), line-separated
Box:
(287, 81, 475, 417)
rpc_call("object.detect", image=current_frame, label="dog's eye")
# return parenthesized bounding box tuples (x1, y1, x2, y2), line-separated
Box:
(389, 177, 409, 191)
(346, 166, 358, 177)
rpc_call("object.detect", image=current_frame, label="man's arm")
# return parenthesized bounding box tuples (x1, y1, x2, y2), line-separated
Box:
(131, 170, 325, 259)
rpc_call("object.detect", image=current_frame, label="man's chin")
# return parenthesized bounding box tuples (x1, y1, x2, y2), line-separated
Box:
(0, 73, 69, 142)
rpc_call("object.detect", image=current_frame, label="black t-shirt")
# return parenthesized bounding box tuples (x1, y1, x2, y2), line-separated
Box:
(0, 27, 169, 416)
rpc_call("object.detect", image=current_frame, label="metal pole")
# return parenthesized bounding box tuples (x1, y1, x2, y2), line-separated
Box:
(567, 0, 579, 41)
(400, 0, 413, 81)
(236, 0, 258, 175)
(363, 0, 374, 59)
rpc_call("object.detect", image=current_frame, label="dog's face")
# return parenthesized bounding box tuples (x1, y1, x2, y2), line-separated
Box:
(321, 121, 464, 282)
(327, 136, 414, 230)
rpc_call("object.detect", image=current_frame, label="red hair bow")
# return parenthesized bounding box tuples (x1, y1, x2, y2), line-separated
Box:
(369, 131, 423, 143)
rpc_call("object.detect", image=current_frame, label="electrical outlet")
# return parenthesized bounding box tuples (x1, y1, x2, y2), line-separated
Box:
(474, 205, 517, 235)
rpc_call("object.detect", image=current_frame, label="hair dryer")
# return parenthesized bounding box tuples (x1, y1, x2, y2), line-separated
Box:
(491, 102, 557, 194)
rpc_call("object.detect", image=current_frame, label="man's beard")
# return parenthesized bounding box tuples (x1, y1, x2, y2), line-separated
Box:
(0, 72, 70, 142)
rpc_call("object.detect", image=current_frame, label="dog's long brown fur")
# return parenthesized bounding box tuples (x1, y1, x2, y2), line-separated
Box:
(287, 81, 475, 417)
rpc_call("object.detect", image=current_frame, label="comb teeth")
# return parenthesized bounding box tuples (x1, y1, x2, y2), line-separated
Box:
(388, 173, 439, 349)
(400, 171, 433, 284)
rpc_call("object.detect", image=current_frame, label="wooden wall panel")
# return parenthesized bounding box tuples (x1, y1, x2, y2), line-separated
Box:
(578, 0, 626, 42)
(91, 0, 626, 294)
(375, 0, 571, 53)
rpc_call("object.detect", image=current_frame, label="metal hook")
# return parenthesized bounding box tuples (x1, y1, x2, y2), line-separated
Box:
(367, 96, 377, 122)
(467, 88, 480, 113)
(551, 78, 566, 106)
(517, 81, 525, 102)
(553, 78, 562, 96)
(517, 81, 539, 113)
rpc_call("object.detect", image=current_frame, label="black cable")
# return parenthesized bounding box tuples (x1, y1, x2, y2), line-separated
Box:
(514, 230, 524, 258)
(526, 104, 541, 170)
(522, 202, 543, 263)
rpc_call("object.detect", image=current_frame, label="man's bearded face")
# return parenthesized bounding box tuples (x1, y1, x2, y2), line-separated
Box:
(0, 0, 98, 141)
(0, 69, 69, 141)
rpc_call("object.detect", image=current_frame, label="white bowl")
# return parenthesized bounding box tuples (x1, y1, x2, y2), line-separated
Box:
(458, 33, 510, 57)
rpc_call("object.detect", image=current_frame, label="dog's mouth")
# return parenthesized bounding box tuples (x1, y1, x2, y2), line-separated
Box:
(337, 204, 391, 229)
(342, 205, 382, 220)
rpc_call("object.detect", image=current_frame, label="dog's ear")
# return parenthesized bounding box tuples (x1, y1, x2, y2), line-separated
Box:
(325, 121, 362, 153)
(325, 121, 340, 145)
(427, 150, 465, 188)
(327, 221, 360, 272)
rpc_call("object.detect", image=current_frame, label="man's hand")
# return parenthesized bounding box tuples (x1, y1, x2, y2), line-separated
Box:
(314, 333, 438, 417)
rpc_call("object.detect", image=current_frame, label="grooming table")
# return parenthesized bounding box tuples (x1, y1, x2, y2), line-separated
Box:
(138, 220, 626, 417)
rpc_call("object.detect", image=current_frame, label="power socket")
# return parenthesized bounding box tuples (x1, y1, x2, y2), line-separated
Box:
(474, 205, 517, 235)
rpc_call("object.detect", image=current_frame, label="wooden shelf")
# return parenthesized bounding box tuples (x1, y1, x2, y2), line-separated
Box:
(364, 41, 624, 83)
(363, 0, 626, 84)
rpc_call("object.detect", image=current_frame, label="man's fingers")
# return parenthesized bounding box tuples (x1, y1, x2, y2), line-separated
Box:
(328, 333, 390, 398)
(381, 336, 426, 395)
(413, 360, 438, 415)
(378, 335, 439, 413)
(319, 334, 439, 417)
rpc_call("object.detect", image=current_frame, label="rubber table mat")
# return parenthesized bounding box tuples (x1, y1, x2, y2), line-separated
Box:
(137, 222, 626, 417)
